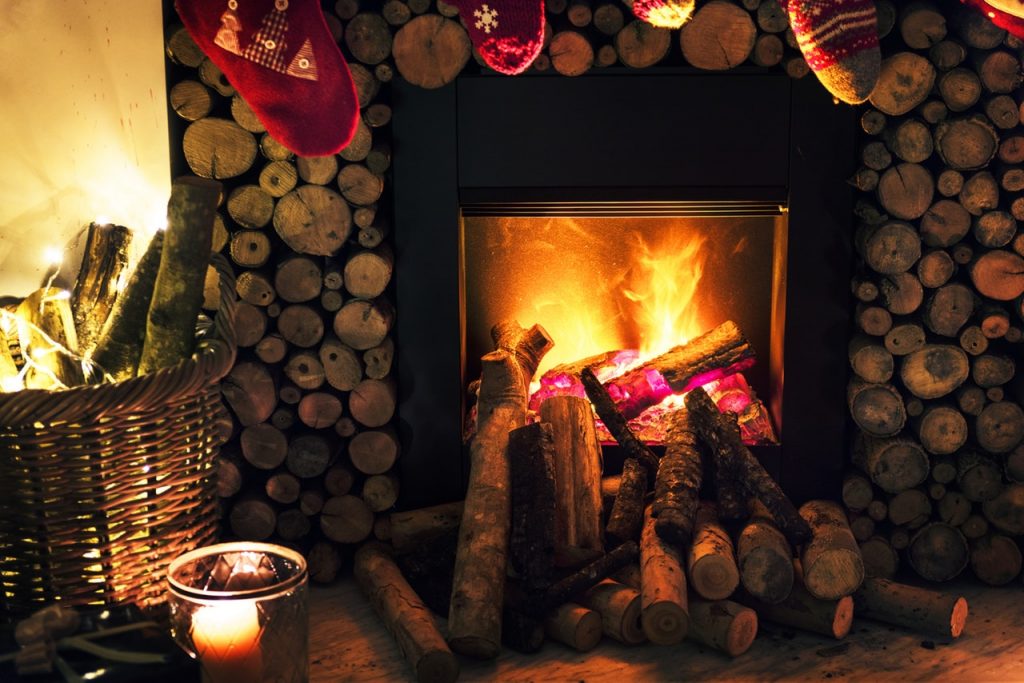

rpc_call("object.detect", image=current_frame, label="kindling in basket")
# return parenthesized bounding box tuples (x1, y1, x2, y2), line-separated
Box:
(0, 254, 237, 617)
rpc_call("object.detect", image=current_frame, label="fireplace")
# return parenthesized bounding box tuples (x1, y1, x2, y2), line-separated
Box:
(393, 70, 856, 509)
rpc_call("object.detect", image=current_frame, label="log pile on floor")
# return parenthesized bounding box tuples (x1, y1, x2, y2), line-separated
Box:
(845, 3, 1024, 589)
(349, 320, 971, 680)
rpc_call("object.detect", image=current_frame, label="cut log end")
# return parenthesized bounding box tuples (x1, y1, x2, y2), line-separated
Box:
(642, 601, 689, 645)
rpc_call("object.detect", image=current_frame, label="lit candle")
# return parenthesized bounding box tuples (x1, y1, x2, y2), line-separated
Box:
(190, 599, 263, 683)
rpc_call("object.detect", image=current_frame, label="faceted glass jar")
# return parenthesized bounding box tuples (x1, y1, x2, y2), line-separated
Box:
(167, 542, 309, 683)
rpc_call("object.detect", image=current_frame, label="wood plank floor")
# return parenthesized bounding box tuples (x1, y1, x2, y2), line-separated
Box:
(309, 579, 1024, 681)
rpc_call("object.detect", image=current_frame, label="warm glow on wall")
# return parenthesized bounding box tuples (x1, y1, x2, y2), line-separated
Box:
(0, 1, 171, 297)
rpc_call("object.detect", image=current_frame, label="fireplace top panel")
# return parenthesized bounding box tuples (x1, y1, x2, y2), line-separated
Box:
(456, 72, 792, 191)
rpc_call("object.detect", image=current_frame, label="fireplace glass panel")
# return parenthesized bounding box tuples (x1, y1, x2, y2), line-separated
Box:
(461, 206, 788, 443)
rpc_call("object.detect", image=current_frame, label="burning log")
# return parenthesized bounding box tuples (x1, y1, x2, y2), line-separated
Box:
(639, 507, 689, 646)
(687, 600, 758, 658)
(686, 387, 811, 546)
(688, 503, 740, 601)
(540, 396, 605, 562)
(737, 581, 853, 640)
(580, 366, 660, 482)
(354, 542, 460, 683)
(605, 458, 647, 546)
(652, 408, 703, 546)
(853, 578, 968, 639)
(508, 422, 557, 593)
(605, 320, 755, 420)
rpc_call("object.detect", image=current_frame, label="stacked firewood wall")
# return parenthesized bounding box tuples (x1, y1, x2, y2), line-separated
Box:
(846, 4, 1024, 587)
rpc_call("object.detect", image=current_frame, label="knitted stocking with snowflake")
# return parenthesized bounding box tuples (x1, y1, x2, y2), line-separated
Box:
(787, 0, 881, 104)
(445, 0, 545, 75)
(176, 0, 358, 156)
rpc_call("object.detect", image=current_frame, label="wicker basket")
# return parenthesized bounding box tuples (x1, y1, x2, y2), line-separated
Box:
(0, 254, 237, 617)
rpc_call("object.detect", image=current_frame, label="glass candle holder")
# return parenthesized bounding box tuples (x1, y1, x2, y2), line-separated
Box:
(167, 542, 309, 683)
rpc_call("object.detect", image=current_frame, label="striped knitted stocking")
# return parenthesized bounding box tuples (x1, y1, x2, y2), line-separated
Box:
(631, 0, 696, 28)
(786, 0, 881, 104)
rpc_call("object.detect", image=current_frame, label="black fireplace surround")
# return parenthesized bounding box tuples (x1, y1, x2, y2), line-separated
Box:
(392, 69, 856, 509)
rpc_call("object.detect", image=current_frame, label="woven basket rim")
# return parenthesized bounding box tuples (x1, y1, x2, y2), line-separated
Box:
(0, 253, 237, 427)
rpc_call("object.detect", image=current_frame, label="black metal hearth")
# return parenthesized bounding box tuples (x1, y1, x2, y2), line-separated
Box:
(392, 69, 855, 508)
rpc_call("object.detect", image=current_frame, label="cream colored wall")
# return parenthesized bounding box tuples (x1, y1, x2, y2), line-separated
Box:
(0, 0, 170, 297)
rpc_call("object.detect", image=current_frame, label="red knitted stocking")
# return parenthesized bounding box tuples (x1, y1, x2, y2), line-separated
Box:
(445, 0, 546, 75)
(962, 0, 1024, 40)
(175, 0, 358, 157)
(787, 0, 881, 104)
(631, 0, 696, 29)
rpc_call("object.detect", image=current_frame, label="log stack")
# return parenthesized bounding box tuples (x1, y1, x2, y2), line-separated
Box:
(845, 4, 1024, 586)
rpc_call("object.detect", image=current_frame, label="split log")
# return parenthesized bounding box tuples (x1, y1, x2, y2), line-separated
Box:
(340, 119, 373, 163)
(508, 422, 557, 593)
(869, 52, 936, 116)
(960, 325, 988, 355)
(183, 118, 257, 179)
(678, 1, 755, 70)
(222, 361, 276, 426)
(275, 256, 323, 303)
(853, 578, 968, 638)
(354, 543, 459, 683)
(900, 2, 947, 49)
(320, 335, 363, 391)
(91, 231, 163, 379)
(580, 366, 660, 481)
(982, 482, 1024, 534)
(362, 473, 400, 512)
(364, 337, 395, 379)
(936, 169, 965, 196)
(540, 396, 604, 560)
(349, 428, 401, 475)
(908, 522, 969, 581)
(240, 423, 288, 470)
(959, 171, 999, 216)
(884, 119, 934, 164)
(233, 302, 266, 348)
(392, 15, 470, 89)
(550, 31, 594, 77)
(738, 582, 853, 639)
(229, 230, 271, 268)
(71, 222, 132, 354)
(308, 541, 343, 585)
(737, 513, 793, 605)
(859, 536, 899, 579)
(855, 304, 892, 336)
(751, 33, 783, 67)
(848, 336, 894, 383)
(887, 489, 932, 528)
(917, 250, 955, 289)
(276, 508, 310, 541)
(334, 297, 394, 350)
(970, 534, 1022, 586)
(937, 67, 981, 112)
(756, 0, 787, 32)
(298, 392, 343, 429)
(580, 578, 646, 645)
(390, 500, 465, 554)
(169, 80, 212, 121)
(929, 39, 965, 70)
(960, 514, 989, 539)
(229, 497, 275, 540)
(847, 379, 906, 437)
(938, 490, 971, 527)
(877, 163, 934, 220)
(884, 322, 925, 356)
(900, 344, 969, 399)
(615, 20, 671, 69)
(639, 507, 688, 645)
(544, 603, 602, 652)
(975, 401, 1024, 453)
(345, 12, 392, 65)
(652, 408, 703, 546)
(593, 3, 625, 36)
(855, 220, 921, 274)
(853, 435, 929, 493)
(138, 177, 220, 374)
(344, 244, 394, 299)
(969, 250, 1024, 300)
(1006, 446, 1024, 483)
(448, 349, 531, 660)
(848, 514, 875, 542)
(258, 160, 297, 197)
(842, 473, 874, 512)
(349, 378, 397, 428)
(861, 109, 887, 135)
(934, 115, 999, 170)
(226, 184, 273, 228)
(799, 500, 864, 600)
(320, 494, 375, 544)
(878, 272, 924, 315)
(605, 458, 647, 545)
(923, 283, 975, 337)
(236, 270, 275, 307)
(688, 503, 740, 602)
(974, 211, 1017, 248)
(913, 404, 967, 455)
(687, 601, 758, 657)
(686, 387, 811, 546)
(286, 433, 334, 479)
(274, 185, 352, 256)
(976, 50, 1022, 93)
(987, 95, 1020, 129)
(920, 199, 971, 247)
(957, 450, 1002, 502)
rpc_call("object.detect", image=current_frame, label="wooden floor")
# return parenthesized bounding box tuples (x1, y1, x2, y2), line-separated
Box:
(309, 579, 1024, 681)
